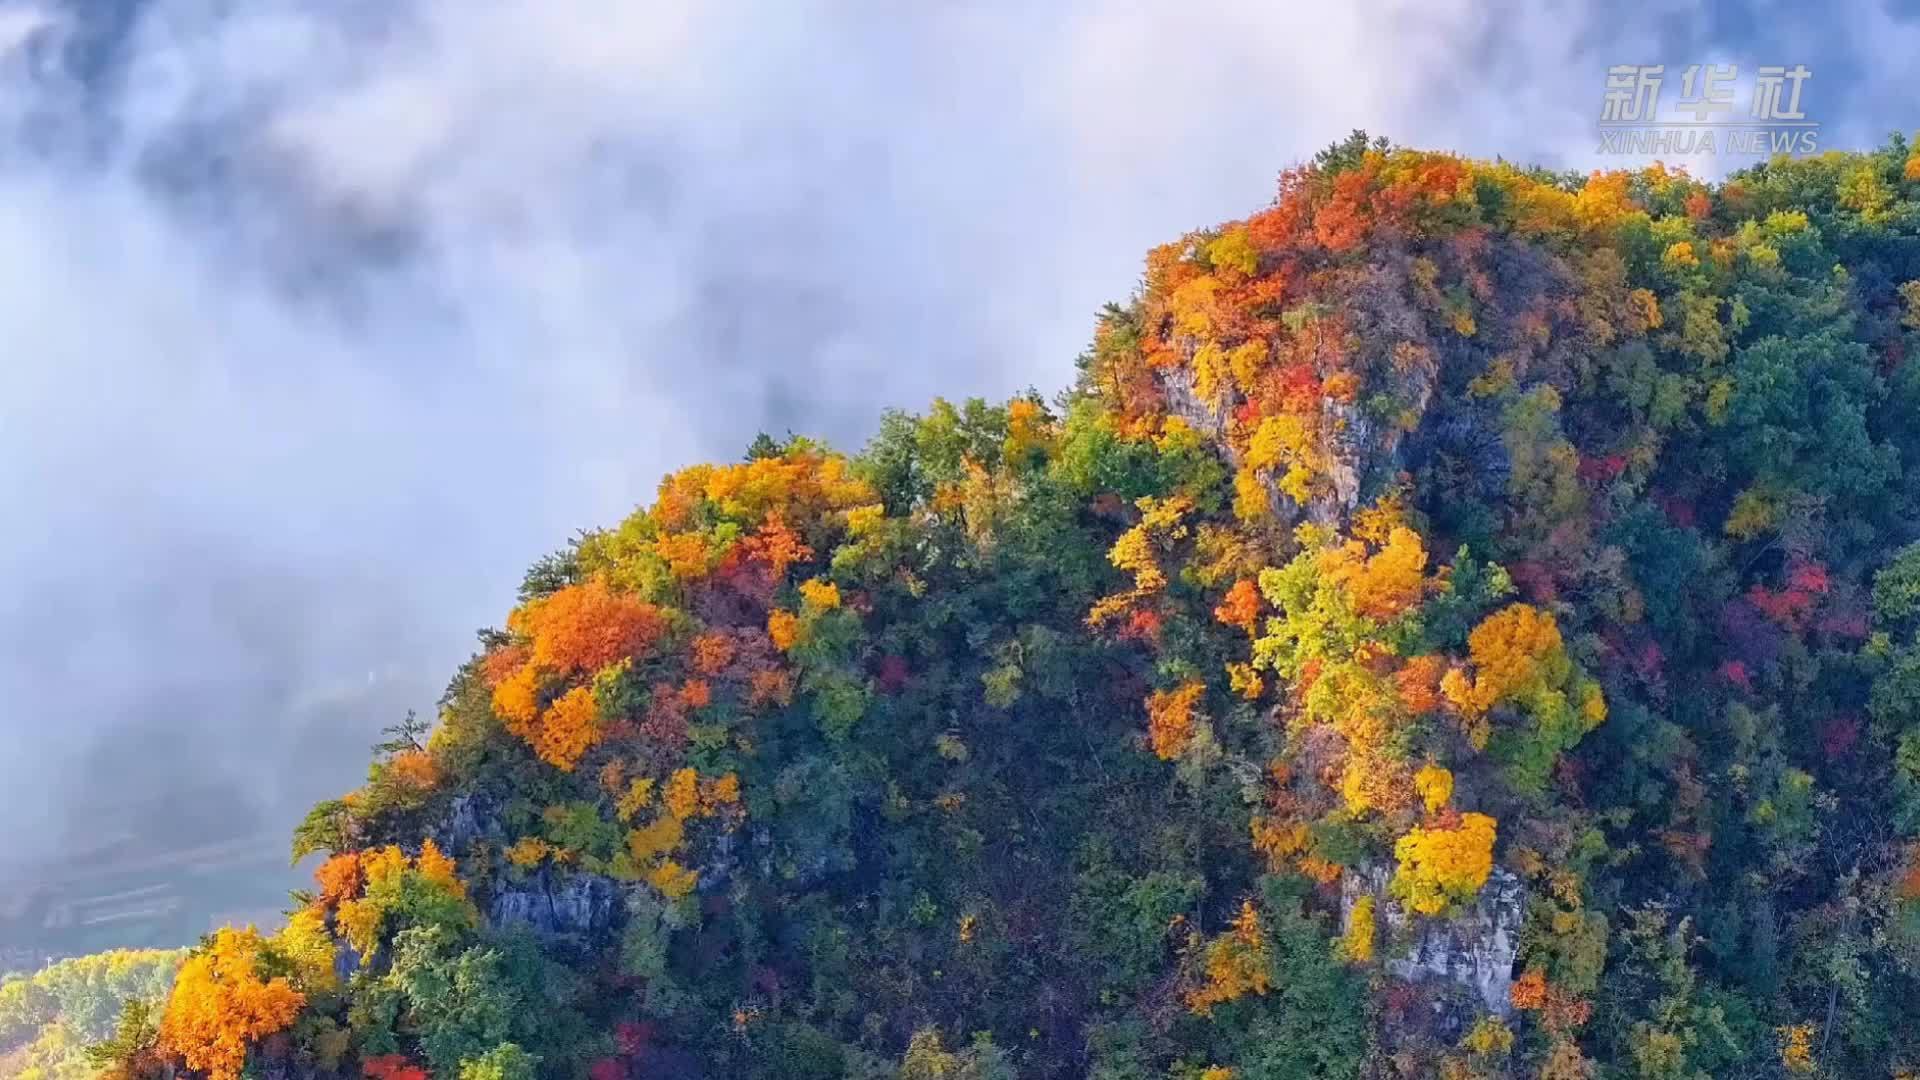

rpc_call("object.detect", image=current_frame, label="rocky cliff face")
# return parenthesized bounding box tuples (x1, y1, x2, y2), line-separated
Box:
(1340, 863, 1525, 1015)
(426, 794, 626, 943)
(488, 871, 623, 941)
(427, 795, 747, 947)
(1158, 253, 1452, 532)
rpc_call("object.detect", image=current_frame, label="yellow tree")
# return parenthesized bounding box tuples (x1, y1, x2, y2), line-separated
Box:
(156, 928, 305, 1080)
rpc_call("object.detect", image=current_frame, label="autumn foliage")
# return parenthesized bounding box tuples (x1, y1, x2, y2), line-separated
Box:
(510, 579, 669, 676)
(1146, 680, 1206, 760)
(1391, 813, 1497, 915)
(156, 928, 305, 1080)
(1185, 901, 1273, 1015)
(131, 134, 1920, 1080)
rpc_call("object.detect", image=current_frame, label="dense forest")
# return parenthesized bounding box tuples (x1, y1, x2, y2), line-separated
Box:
(1, 949, 183, 1079)
(42, 133, 1920, 1079)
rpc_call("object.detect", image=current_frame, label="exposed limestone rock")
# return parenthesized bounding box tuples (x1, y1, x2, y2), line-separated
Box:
(1161, 364, 1307, 529)
(434, 793, 505, 856)
(1155, 253, 1446, 531)
(488, 867, 622, 941)
(1161, 364, 1230, 446)
(1318, 397, 1375, 522)
(1341, 862, 1525, 1015)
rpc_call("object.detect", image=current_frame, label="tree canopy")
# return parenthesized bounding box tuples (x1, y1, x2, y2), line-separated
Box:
(73, 134, 1920, 1080)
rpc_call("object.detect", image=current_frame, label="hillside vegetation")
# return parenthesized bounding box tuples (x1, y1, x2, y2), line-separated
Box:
(1, 949, 183, 1079)
(81, 133, 1920, 1079)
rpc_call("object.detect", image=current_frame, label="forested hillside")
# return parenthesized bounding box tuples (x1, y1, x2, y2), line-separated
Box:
(75, 134, 1920, 1079)
(1, 949, 182, 1079)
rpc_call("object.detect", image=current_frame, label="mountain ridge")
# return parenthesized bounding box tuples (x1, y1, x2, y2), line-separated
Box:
(62, 132, 1920, 1080)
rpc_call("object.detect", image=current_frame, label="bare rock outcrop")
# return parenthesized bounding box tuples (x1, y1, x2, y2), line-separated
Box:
(1341, 862, 1526, 1015)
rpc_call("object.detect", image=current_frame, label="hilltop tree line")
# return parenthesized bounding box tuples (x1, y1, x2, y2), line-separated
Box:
(55, 133, 1920, 1079)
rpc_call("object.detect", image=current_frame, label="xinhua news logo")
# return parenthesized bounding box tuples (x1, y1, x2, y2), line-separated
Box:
(1598, 64, 1819, 157)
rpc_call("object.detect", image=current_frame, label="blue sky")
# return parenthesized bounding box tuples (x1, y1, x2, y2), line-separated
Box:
(0, 0, 1915, 881)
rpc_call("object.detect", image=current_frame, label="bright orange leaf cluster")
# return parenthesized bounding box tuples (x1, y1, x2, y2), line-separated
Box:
(1214, 578, 1262, 633)
(328, 841, 471, 960)
(531, 686, 603, 772)
(1146, 680, 1206, 760)
(1510, 968, 1594, 1035)
(1441, 603, 1568, 716)
(157, 927, 305, 1080)
(381, 748, 440, 794)
(1316, 526, 1430, 621)
(1186, 901, 1273, 1014)
(313, 851, 363, 907)
(509, 579, 669, 676)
